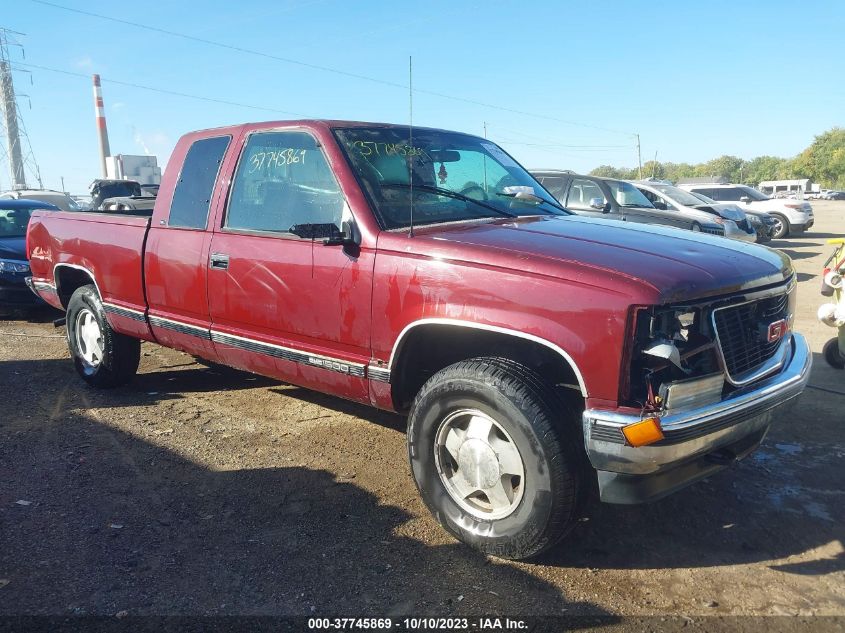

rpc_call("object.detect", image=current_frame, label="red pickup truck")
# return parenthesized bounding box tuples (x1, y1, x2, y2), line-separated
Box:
(26, 120, 811, 560)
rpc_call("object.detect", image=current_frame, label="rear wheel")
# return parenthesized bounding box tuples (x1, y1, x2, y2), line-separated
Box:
(66, 285, 140, 387)
(770, 214, 790, 239)
(823, 338, 845, 370)
(407, 357, 582, 560)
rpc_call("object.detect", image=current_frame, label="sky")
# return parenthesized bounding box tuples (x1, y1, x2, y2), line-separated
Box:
(2, 0, 844, 194)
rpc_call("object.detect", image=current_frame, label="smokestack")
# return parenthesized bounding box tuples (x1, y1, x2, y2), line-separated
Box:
(92, 74, 111, 178)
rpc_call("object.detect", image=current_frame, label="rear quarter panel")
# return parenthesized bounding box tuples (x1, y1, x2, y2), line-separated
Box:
(27, 211, 153, 338)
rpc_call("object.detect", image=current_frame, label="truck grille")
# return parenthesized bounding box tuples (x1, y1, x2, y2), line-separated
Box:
(703, 226, 725, 236)
(713, 292, 789, 380)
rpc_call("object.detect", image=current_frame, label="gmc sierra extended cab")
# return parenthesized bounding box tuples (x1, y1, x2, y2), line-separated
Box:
(26, 120, 811, 560)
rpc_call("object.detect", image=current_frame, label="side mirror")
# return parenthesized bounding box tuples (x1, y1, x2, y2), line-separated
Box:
(589, 197, 605, 211)
(739, 196, 751, 203)
(323, 218, 361, 248)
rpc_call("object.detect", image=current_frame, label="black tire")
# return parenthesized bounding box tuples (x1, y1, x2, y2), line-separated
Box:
(823, 338, 845, 370)
(770, 214, 790, 239)
(691, 222, 702, 232)
(66, 285, 140, 387)
(407, 357, 582, 560)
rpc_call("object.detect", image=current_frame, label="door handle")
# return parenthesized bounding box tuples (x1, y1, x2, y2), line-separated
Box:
(210, 253, 230, 270)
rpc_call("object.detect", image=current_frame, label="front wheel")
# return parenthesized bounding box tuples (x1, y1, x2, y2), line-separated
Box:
(770, 214, 790, 239)
(691, 222, 702, 232)
(823, 338, 845, 369)
(407, 357, 582, 560)
(66, 285, 140, 387)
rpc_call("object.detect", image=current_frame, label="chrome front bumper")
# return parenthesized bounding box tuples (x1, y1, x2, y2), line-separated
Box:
(582, 332, 811, 502)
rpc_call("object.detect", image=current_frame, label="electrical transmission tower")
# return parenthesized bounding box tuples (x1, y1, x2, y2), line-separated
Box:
(0, 27, 42, 191)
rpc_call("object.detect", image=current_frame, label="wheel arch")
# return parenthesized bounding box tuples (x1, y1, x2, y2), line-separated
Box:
(54, 263, 101, 308)
(388, 319, 588, 411)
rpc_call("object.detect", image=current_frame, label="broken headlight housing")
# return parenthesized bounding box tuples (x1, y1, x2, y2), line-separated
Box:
(624, 305, 722, 410)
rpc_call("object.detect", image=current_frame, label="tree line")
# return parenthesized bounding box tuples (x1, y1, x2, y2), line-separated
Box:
(590, 127, 845, 189)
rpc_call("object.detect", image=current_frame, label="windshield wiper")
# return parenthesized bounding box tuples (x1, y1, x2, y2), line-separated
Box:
(381, 183, 517, 218)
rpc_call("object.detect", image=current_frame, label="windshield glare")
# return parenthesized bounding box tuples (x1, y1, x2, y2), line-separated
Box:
(334, 127, 565, 229)
(606, 181, 654, 208)
(741, 185, 770, 201)
(652, 184, 708, 207)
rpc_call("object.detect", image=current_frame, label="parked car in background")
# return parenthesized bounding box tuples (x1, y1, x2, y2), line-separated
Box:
(0, 198, 60, 313)
(532, 170, 725, 235)
(0, 189, 83, 212)
(823, 190, 845, 201)
(70, 194, 93, 210)
(140, 184, 160, 197)
(686, 191, 776, 243)
(88, 179, 156, 213)
(631, 180, 756, 242)
(678, 183, 813, 239)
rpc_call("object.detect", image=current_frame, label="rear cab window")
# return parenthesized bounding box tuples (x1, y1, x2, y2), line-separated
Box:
(168, 135, 232, 229)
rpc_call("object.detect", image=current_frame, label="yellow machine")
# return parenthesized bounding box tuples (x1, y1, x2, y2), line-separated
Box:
(819, 238, 845, 369)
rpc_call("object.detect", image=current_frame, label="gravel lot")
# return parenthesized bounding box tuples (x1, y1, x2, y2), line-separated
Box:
(1, 202, 843, 619)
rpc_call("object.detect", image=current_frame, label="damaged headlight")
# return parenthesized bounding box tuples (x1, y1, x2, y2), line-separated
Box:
(624, 305, 721, 409)
(641, 308, 699, 371)
(0, 259, 30, 274)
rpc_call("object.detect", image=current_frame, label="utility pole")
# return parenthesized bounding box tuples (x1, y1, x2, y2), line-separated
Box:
(636, 134, 642, 180)
(0, 29, 26, 190)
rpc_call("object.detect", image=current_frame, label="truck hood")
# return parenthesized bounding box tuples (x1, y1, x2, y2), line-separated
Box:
(421, 215, 792, 303)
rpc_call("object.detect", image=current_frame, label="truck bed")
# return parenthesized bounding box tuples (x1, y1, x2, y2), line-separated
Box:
(27, 210, 152, 337)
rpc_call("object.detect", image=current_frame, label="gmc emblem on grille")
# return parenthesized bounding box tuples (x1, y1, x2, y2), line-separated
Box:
(767, 319, 788, 343)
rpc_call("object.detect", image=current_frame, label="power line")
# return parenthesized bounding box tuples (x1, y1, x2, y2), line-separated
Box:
(10, 61, 312, 117)
(28, 0, 635, 137)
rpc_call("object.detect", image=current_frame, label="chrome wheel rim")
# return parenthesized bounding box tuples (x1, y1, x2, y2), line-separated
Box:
(692, 223, 701, 232)
(434, 409, 525, 520)
(771, 217, 784, 237)
(74, 308, 104, 368)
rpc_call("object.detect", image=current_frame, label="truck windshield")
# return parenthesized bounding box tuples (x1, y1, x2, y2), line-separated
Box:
(333, 127, 566, 230)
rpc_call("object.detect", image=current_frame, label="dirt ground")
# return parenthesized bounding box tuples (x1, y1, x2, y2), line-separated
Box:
(1, 202, 843, 620)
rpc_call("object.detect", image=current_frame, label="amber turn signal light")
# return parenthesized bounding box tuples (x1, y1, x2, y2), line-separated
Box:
(622, 417, 664, 447)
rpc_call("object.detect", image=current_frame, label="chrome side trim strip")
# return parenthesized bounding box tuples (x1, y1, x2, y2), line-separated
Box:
(387, 318, 588, 397)
(211, 330, 366, 378)
(149, 315, 212, 340)
(103, 303, 146, 323)
(367, 365, 391, 383)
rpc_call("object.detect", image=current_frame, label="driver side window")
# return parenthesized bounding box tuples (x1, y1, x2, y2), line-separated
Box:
(226, 131, 345, 234)
(566, 178, 606, 210)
